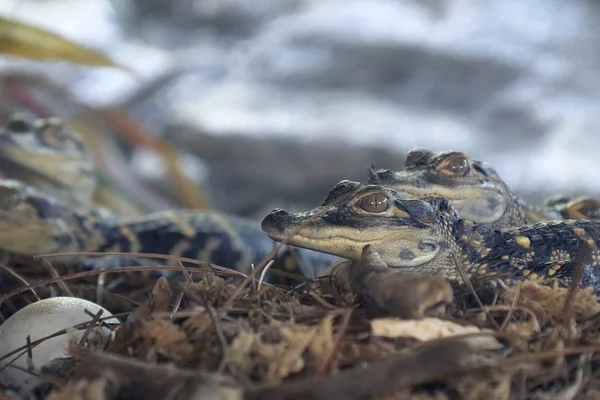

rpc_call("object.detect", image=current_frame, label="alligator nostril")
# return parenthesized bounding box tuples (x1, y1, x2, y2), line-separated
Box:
(261, 208, 291, 233)
(270, 208, 289, 217)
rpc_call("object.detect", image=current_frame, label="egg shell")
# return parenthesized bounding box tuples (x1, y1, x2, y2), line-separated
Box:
(0, 296, 120, 390)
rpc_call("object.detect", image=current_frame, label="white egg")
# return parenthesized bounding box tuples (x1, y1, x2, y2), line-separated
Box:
(0, 296, 120, 390)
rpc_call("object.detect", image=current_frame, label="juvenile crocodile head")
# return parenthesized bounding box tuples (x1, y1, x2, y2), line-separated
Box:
(0, 179, 100, 255)
(261, 180, 459, 273)
(369, 147, 527, 228)
(0, 113, 96, 211)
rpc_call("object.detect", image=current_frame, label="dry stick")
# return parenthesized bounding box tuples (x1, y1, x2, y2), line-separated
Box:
(217, 244, 284, 317)
(78, 308, 105, 345)
(176, 286, 229, 373)
(314, 309, 353, 377)
(452, 253, 501, 330)
(483, 305, 541, 337)
(25, 335, 33, 373)
(0, 262, 41, 301)
(38, 256, 74, 297)
(74, 350, 240, 400)
(171, 292, 184, 318)
(306, 291, 339, 310)
(499, 281, 521, 332)
(499, 344, 600, 367)
(70, 337, 481, 400)
(35, 251, 246, 278)
(559, 239, 593, 323)
(246, 338, 480, 400)
(176, 259, 194, 283)
(0, 264, 243, 305)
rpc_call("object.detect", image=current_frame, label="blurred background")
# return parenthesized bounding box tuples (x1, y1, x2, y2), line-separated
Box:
(0, 0, 599, 221)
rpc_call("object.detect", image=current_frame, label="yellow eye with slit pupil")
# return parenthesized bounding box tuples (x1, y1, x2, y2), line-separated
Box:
(358, 193, 390, 213)
(440, 155, 470, 176)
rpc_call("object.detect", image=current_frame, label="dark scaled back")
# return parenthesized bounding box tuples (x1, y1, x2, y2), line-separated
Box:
(321, 180, 362, 206)
(404, 147, 433, 168)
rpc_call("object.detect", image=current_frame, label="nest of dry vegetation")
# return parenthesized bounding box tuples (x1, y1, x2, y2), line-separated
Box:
(2, 254, 600, 400)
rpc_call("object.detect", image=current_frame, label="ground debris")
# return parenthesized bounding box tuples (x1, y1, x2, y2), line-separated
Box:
(3, 258, 600, 400)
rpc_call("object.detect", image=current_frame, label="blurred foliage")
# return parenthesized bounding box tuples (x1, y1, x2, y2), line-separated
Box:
(0, 15, 211, 211)
(0, 15, 120, 68)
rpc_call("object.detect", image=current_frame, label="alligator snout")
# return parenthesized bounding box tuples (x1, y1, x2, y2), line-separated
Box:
(268, 208, 290, 217)
(261, 208, 291, 236)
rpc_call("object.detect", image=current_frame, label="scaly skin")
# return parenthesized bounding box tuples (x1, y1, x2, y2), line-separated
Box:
(0, 179, 337, 280)
(261, 181, 600, 294)
(0, 113, 96, 213)
(369, 147, 600, 228)
(0, 114, 337, 282)
(2, 114, 597, 286)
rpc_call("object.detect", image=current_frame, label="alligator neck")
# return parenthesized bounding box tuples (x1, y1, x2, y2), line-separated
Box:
(422, 208, 501, 279)
(66, 207, 120, 253)
(499, 191, 529, 227)
(450, 218, 498, 263)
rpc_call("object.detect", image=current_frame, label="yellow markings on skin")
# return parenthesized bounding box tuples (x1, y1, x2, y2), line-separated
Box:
(514, 236, 530, 249)
(197, 237, 223, 265)
(481, 247, 491, 257)
(119, 226, 140, 253)
(547, 264, 563, 276)
(206, 212, 243, 246)
(527, 271, 540, 281)
(572, 228, 587, 238)
(164, 211, 196, 239)
(587, 238, 597, 249)
(477, 263, 488, 273)
(518, 268, 538, 281)
(501, 255, 509, 260)
(168, 240, 193, 265)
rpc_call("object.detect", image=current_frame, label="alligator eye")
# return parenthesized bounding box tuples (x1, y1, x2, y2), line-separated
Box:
(6, 113, 35, 134)
(357, 193, 390, 213)
(0, 186, 23, 209)
(441, 155, 470, 176)
(38, 120, 85, 153)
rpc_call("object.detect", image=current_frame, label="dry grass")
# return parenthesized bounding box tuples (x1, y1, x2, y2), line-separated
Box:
(1, 253, 600, 400)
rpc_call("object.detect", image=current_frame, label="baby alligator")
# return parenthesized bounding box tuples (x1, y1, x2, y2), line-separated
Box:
(261, 180, 600, 295)
(0, 114, 337, 282)
(369, 147, 600, 229)
(0, 179, 337, 282)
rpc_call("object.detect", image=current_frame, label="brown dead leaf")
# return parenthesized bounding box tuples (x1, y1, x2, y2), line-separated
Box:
(0, 16, 122, 68)
(371, 317, 503, 351)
